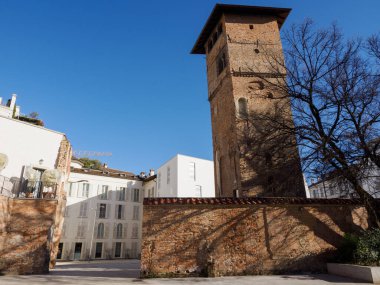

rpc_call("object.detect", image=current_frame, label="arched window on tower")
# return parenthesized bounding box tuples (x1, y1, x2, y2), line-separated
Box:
(238, 98, 248, 118)
(217, 52, 226, 75)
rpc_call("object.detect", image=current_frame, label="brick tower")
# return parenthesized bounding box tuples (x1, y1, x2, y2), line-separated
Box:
(192, 4, 305, 197)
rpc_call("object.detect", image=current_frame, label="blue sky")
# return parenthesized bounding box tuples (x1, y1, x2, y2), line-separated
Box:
(0, 0, 379, 173)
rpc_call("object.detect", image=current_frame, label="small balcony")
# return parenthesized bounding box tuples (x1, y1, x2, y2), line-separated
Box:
(0, 174, 58, 199)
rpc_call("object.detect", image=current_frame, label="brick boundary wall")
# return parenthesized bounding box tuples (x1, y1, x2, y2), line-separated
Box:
(141, 197, 372, 277)
(0, 195, 57, 275)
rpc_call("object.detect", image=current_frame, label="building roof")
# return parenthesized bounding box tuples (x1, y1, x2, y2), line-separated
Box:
(71, 166, 139, 181)
(191, 4, 291, 54)
(143, 174, 157, 183)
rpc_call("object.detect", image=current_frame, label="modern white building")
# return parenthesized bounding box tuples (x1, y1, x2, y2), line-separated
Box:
(59, 161, 145, 260)
(156, 154, 215, 198)
(308, 165, 380, 199)
(0, 109, 70, 198)
(143, 172, 157, 198)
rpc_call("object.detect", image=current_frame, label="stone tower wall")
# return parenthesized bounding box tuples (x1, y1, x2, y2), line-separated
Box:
(205, 13, 305, 197)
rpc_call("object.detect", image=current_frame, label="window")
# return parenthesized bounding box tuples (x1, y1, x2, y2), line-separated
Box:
(57, 243, 63, 260)
(238, 98, 248, 118)
(63, 207, 69, 217)
(267, 92, 274, 99)
(132, 189, 140, 202)
(194, 185, 202, 197)
(131, 223, 138, 239)
(95, 242, 102, 258)
(67, 182, 73, 197)
(133, 206, 139, 220)
(217, 52, 226, 75)
(116, 205, 124, 219)
(167, 167, 170, 184)
(99, 203, 106, 219)
(83, 183, 90, 197)
(115, 242, 122, 258)
(148, 187, 154, 197)
(97, 223, 104, 239)
(189, 162, 196, 180)
(79, 202, 88, 217)
(249, 24, 254, 30)
(78, 183, 89, 198)
(99, 185, 108, 200)
(158, 173, 161, 189)
(77, 224, 86, 238)
(116, 223, 123, 239)
(118, 187, 127, 201)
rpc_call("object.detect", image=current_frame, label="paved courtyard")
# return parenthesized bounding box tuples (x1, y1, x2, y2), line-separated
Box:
(0, 260, 371, 285)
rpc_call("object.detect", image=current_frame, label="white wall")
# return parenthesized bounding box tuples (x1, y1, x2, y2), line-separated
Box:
(143, 177, 156, 198)
(156, 156, 178, 197)
(157, 154, 215, 198)
(61, 170, 144, 260)
(177, 154, 215, 197)
(0, 116, 64, 179)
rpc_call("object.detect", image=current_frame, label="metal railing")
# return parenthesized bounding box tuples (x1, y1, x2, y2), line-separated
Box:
(0, 174, 57, 199)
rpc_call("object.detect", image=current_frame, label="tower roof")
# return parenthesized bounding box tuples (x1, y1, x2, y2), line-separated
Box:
(191, 4, 291, 54)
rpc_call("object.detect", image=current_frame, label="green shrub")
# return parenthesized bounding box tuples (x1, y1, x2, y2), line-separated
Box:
(354, 228, 380, 266)
(336, 233, 358, 263)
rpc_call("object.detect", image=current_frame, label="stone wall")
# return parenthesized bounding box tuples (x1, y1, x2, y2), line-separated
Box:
(141, 197, 369, 277)
(0, 195, 57, 275)
(50, 136, 72, 268)
(203, 12, 305, 197)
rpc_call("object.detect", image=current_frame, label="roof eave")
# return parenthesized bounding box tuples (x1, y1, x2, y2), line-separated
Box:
(191, 4, 291, 55)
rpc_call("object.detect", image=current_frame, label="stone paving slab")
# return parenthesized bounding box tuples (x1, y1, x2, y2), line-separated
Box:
(0, 260, 372, 285)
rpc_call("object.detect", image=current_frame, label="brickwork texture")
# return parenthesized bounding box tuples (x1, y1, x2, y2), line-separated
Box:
(141, 198, 368, 277)
(201, 7, 305, 197)
(0, 195, 57, 274)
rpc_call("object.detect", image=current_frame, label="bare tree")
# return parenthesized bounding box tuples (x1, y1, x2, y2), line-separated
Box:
(241, 20, 380, 227)
(368, 34, 380, 63)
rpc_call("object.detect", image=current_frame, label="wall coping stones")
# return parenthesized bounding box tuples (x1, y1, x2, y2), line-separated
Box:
(143, 197, 378, 206)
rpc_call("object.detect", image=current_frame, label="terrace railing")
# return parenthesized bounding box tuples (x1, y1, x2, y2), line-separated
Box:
(0, 174, 57, 199)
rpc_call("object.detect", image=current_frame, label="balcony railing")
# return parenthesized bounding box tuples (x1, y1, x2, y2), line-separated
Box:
(0, 174, 57, 199)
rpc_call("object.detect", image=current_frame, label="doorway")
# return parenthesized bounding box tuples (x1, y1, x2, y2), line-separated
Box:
(74, 242, 82, 260)
(57, 243, 63, 260)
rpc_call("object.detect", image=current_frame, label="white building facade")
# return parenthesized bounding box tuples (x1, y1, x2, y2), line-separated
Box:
(309, 165, 380, 199)
(0, 113, 70, 198)
(59, 164, 144, 260)
(156, 154, 215, 198)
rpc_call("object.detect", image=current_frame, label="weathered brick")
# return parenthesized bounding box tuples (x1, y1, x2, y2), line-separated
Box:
(141, 200, 368, 277)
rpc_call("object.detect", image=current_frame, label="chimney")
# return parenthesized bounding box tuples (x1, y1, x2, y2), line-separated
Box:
(149, 169, 155, 176)
(9, 94, 16, 111)
(103, 163, 108, 169)
(15, 106, 20, 117)
(0, 97, 2, 105)
(140, 172, 146, 178)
